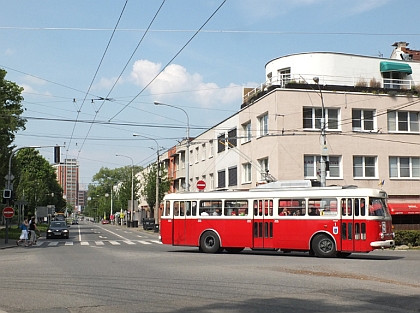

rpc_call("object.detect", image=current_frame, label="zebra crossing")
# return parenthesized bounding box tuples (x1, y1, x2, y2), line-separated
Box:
(33, 239, 162, 247)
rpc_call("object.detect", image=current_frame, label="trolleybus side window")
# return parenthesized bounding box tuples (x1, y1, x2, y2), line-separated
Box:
(308, 198, 338, 216)
(180, 202, 185, 216)
(278, 199, 306, 216)
(199, 200, 222, 216)
(253, 199, 273, 216)
(225, 200, 248, 216)
(185, 201, 197, 216)
(165, 201, 170, 216)
(174, 201, 180, 216)
(341, 198, 352, 216)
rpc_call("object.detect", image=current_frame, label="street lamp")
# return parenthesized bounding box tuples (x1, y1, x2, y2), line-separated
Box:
(115, 154, 134, 226)
(313, 77, 328, 187)
(132, 133, 160, 226)
(154, 101, 190, 191)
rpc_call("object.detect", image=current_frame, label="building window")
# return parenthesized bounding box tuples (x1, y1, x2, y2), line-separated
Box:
(352, 109, 375, 131)
(189, 150, 193, 166)
(202, 144, 206, 160)
(388, 111, 419, 133)
(390, 157, 420, 178)
(180, 152, 185, 169)
(258, 113, 268, 137)
(303, 107, 340, 130)
(209, 140, 214, 158)
(353, 156, 377, 178)
(195, 147, 199, 163)
(304, 156, 341, 178)
(217, 170, 226, 188)
(278, 68, 291, 87)
(242, 163, 252, 183)
(258, 157, 269, 180)
(227, 128, 237, 148)
(242, 121, 251, 144)
(209, 173, 214, 189)
(217, 133, 226, 153)
(228, 166, 237, 186)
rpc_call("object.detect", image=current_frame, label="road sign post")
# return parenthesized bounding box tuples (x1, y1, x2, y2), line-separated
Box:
(2, 207, 15, 245)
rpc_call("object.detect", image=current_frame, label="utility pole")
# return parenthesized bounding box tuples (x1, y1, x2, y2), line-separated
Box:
(313, 77, 329, 187)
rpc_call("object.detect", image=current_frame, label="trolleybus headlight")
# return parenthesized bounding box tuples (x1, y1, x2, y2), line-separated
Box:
(379, 232, 384, 239)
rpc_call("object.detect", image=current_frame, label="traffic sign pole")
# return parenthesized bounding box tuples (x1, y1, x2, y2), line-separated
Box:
(2, 207, 15, 245)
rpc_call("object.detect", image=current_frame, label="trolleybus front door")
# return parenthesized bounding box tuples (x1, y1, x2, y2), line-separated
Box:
(340, 198, 355, 252)
(253, 199, 275, 249)
(341, 198, 369, 253)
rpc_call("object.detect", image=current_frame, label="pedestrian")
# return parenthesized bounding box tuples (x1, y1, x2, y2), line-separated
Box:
(17, 218, 29, 247)
(28, 216, 39, 246)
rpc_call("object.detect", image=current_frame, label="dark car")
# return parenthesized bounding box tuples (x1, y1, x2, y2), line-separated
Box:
(46, 221, 70, 239)
(71, 219, 78, 225)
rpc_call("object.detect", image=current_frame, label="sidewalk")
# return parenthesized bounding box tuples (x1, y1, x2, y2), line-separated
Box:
(0, 226, 18, 250)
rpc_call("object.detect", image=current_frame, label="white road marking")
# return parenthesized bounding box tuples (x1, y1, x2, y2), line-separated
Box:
(123, 240, 135, 245)
(48, 242, 59, 246)
(150, 240, 162, 244)
(81, 241, 89, 246)
(137, 240, 151, 245)
(64, 241, 73, 246)
(95, 241, 105, 245)
(109, 241, 120, 245)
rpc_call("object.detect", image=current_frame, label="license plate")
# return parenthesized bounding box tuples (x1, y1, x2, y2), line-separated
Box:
(54, 232, 61, 235)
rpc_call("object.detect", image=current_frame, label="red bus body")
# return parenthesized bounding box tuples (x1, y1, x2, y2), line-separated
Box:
(160, 184, 395, 257)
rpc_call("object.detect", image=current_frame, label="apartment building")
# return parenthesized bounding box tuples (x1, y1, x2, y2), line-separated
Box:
(152, 42, 420, 216)
(54, 159, 79, 212)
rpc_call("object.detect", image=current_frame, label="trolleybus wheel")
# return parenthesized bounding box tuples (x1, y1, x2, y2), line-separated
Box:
(312, 234, 336, 258)
(200, 231, 221, 254)
(225, 247, 244, 253)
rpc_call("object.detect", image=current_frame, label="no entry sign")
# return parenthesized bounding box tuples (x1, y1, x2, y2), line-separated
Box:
(196, 180, 206, 190)
(2, 207, 14, 219)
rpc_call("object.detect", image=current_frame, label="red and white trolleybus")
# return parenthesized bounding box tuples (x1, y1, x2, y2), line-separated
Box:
(160, 181, 395, 257)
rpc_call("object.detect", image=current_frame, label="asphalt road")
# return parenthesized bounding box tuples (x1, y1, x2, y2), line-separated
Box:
(0, 220, 419, 313)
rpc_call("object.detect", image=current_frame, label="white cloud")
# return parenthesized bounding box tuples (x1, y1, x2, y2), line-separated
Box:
(92, 76, 124, 91)
(23, 75, 46, 85)
(5, 48, 14, 56)
(348, 0, 391, 14)
(130, 60, 243, 107)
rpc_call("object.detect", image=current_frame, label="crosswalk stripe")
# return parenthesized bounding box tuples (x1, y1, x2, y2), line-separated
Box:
(123, 240, 135, 245)
(64, 241, 73, 246)
(109, 241, 120, 245)
(137, 240, 151, 245)
(150, 240, 162, 244)
(95, 241, 104, 245)
(48, 242, 59, 246)
(81, 241, 89, 245)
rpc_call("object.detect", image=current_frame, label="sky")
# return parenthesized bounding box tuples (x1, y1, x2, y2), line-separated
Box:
(1, 0, 420, 189)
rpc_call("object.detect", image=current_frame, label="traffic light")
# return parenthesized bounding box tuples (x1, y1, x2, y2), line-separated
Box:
(54, 146, 60, 163)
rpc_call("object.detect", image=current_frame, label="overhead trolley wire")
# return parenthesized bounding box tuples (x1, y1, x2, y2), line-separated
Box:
(68, 0, 129, 159)
(108, 0, 227, 122)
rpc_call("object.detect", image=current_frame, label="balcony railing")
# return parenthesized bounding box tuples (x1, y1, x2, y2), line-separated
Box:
(243, 73, 419, 105)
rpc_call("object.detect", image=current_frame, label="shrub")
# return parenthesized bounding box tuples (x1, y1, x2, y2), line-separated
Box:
(394, 230, 420, 247)
(355, 78, 367, 87)
(369, 78, 381, 88)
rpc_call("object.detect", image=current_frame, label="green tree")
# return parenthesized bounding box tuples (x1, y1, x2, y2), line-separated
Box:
(141, 163, 171, 217)
(13, 148, 66, 215)
(89, 166, 141, 219)
(0, 69, 26, 190)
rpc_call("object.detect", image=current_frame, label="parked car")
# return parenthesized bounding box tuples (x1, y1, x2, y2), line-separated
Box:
(46, 221, 70, 239)
(101, 220, 110, 224)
